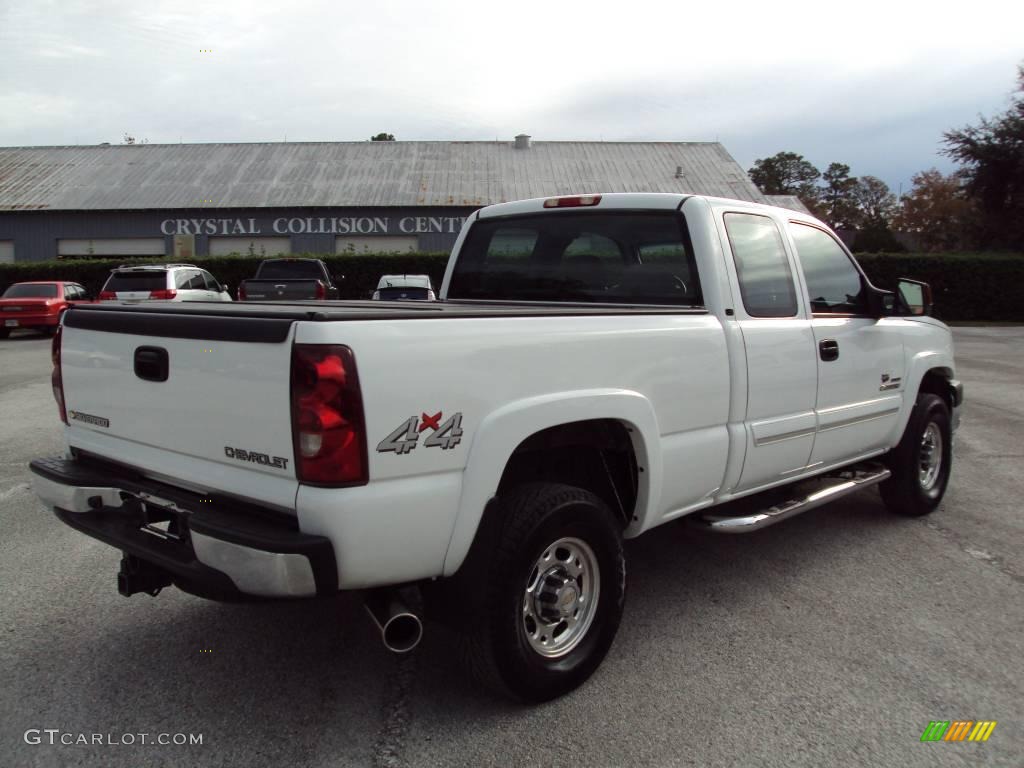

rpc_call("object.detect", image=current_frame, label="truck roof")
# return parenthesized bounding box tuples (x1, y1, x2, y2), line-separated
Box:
(477, 192, 819, 224)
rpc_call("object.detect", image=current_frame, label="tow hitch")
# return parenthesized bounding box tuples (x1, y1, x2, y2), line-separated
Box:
(117, 554, 172, 597)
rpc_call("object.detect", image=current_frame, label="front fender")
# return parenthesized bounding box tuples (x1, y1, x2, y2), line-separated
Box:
(441, 389, 661, 576)
(893, 350, 955, 439)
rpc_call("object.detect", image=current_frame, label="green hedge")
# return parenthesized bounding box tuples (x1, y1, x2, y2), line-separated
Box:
(2, 251, 1021, 321)
(0, 253, 452, 302)
(856, 253, 1024, 322)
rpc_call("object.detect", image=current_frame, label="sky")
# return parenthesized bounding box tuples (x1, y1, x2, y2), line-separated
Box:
(1, 0, 1022, 195)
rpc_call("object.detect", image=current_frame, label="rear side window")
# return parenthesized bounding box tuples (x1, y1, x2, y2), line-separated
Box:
(448, 212, 701, 306)
(103, 271, 167, 292)
(175, 270, 206, 290)
(789, 223, 866, 314)
(724, 213, 798, 318)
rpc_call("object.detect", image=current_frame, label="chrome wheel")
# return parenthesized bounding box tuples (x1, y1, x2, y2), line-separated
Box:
(522, 537, 600, 659)
(918, 422, 943, 495)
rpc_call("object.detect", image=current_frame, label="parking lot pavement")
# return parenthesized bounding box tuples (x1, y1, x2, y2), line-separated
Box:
(1, 326, 1021, 767)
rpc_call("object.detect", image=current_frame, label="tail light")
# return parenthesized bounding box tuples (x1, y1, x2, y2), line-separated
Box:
(98, 291, 116, 300)
(315, 281, 326, 300)
(149, 289, 177, 300)
(543, 194, 602, 208)
(290, 345, 367, 486)
(51, 325, 67, 424)
(238, 283, 247, 301)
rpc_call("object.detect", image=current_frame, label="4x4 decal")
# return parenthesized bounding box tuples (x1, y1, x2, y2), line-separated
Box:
(377, 412, 463, 455)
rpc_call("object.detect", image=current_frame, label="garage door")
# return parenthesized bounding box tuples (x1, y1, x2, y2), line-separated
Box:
(208, 237, 291, 257)
(336, 236, 417, 254)
(58, 239, 165, 257)
(0, 241, 13, 263)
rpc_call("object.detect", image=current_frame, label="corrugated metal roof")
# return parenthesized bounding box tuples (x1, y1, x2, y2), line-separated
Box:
(764, 194, 812, 214)
(0, 141, 766, 211)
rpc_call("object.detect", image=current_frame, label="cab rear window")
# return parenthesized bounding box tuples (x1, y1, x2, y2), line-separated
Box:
(448, 212, 701, 306)
(3, 284, 58, 298)
(256, 261, 324, 279)
(103, 272, 167, 292)
(377, 287, 431, 300)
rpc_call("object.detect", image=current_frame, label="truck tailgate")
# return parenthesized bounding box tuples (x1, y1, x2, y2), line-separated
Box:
(240, 279, 322, 301)
(60, 308, 299, 511)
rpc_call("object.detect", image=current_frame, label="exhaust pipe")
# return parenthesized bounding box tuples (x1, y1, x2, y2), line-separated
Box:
(364, 589, 423, 653)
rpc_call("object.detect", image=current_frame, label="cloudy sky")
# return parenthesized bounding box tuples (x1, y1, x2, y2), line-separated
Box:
(1, 0, 1021, 193)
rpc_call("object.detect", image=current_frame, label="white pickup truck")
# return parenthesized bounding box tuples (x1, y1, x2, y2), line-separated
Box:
(32, 193, 961, 702)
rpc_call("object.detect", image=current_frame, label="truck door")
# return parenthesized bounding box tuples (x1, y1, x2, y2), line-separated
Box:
(720, 211, 818, 492)
(787, 222, 904, 469)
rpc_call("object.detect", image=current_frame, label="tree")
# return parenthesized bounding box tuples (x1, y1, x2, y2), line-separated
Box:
(893, 169, 973, 251)
(853, 175, 897, 225)
(943, 64, 1024, 249)
(370, 132, 396, 141)
(819, 162, 861, 229)
(852, 176, 903, 252)
(748, 151, 821, 205)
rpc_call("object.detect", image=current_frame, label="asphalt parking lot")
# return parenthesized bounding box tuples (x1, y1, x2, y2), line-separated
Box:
(0, 326, 1020, 768)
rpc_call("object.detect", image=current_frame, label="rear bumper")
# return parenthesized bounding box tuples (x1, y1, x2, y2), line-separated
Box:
(30, 455, 337, 600)
(3, 313, 59, 327)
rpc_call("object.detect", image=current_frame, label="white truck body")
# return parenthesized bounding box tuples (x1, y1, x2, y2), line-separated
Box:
(32, 193, 960, 699)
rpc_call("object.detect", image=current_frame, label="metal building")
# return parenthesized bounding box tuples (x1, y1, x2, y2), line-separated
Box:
(0, 138, 767, 263)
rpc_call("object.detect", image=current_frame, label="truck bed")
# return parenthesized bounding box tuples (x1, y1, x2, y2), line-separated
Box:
(68, 299, 707, 322)
(64, 299, 708, 340)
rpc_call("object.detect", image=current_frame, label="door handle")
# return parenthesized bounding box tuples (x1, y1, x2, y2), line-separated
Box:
(819, 339, 839, 362)
(134, 346, 169, 382)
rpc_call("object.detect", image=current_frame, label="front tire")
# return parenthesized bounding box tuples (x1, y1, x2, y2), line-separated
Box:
(881, 393, 952, 516)
(462, 482, 626, 702)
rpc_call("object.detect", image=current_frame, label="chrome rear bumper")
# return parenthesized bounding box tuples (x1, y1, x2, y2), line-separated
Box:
(30, 456, 336, 600)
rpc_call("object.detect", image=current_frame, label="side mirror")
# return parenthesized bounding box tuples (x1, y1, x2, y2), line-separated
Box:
(865, 283, 894, 318)
(896, 278, 933, 316)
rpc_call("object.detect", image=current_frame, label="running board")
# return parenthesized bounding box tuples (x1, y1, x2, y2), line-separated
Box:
(691, 464, 891, 533)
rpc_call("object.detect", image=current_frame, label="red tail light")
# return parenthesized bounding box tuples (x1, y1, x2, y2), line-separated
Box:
(291, 345, 367, 486)
(99, 291, 116, 300)
(238, 283, 247, 301)
(51, 325, 67, 424)
(315, 281, 326, 300)
(149, 289, 177, 300)
(543, 194, 602, 208)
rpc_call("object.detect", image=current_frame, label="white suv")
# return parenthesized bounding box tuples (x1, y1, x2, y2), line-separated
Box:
(99, 264, 233, 302)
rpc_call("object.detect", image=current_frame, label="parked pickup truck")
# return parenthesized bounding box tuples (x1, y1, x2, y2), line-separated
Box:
(31, 193, 961, 702)
(237, 258, 339, 301)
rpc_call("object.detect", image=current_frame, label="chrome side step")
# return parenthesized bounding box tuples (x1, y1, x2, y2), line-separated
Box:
(692, 464, 891, 534)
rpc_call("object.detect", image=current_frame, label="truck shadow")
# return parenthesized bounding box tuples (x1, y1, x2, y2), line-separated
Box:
(9, 491, 916, 765)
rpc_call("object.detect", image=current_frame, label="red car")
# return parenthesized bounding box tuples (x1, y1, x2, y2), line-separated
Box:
(0, 281, 93, 339)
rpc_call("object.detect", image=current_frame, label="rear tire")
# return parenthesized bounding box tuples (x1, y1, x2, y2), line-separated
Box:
(461, 482, 625, 702)
(0, 328, 9, 339)
(881, 393, 952, 516)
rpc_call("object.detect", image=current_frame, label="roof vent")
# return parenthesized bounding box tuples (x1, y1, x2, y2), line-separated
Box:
(675, 166, 684, 178)
(514, 134, 532, 150)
